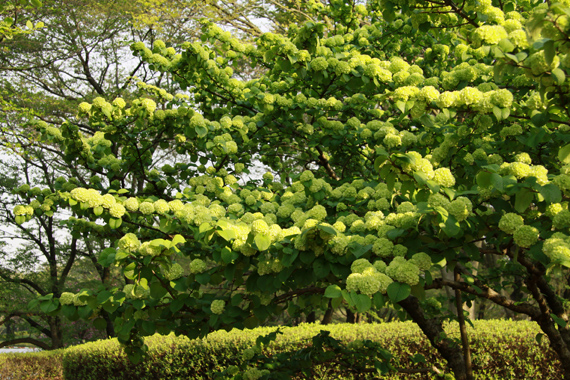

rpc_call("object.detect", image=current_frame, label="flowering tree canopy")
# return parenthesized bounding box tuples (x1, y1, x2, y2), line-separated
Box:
(13, 0, 570, 378)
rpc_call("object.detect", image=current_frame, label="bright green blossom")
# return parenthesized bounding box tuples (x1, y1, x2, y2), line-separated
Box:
(190, 259, 207, 274)
(513, 225, 539, 248)
(499, 213, 524, 234)
(211, 299, 225, 314)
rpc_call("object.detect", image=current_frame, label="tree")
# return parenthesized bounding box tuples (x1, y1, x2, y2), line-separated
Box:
(14, 0, 570, 378)
(0, 0, 334, 351)
(0, 0, 43, 42)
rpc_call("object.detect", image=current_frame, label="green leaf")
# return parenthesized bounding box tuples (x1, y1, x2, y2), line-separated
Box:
(199, 222, 213, 233)
(171, 234, 186, 247)
(515, 188, 534, 213)
(96, 290, 113, 304)
(490, 173, 504, 192)
(30, 0, 42, 6)
(93, 317, 107, 331)
(351, 243, 372, 258)
(218, 229, 235, 241)
(492, 106, 503, 121)
(544, 40, 556, 65)
(499, 38, 515, 53)
(324, 285, 342, 298)
(551, 314, 567, 328)
(354, 294, 371, 313)
(313, 259, 330, 278)
(426, 180, 440, 194)
(109, 218, 122, 229)
(476, 171, 492, 188)
(221, 247, 238, 264)
(317, 224, 337, 236)
(150, 282, 167, 299)
(195, 273, 210, 285)
(531, 112, 550, 127)
(195, 125, 208, 137)
(26, 20, 33, 29)
(77, 305, 92, 319)
(552, 68, 566, 85)
(419, 22, 431, 32)
(40, 299, 59, 314)
(559, 144, 570, 164)
(61, 305, 77, 319)
(413, 171, 428, 185)
(411, 353, 426, 364)
(387, 282, 411, 303)
(254, 234, 271, 251)
(170, 298, 185, 313)
(395, 100, 406, 113)
(442, 215, 461, 237)
(539, 184, 562, 204)
(244, 316, 260, 329)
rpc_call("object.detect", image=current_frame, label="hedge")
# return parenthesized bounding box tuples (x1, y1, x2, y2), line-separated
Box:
(0, 320, 561, 379)
(0, 349, 64, 380)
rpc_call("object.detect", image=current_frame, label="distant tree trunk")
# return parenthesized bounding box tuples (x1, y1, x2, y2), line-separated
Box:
(306, 311, 316, 323)
(5, 319, 14, 340)
(346, 309, 360, 323)
(477, 301, 487, 320)
(47, 317, 63, 349)
(441, 268, 456, 313)
(321, 302, 333, 325)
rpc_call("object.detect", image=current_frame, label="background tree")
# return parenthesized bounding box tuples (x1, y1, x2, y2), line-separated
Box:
(0, 0, 338, 350)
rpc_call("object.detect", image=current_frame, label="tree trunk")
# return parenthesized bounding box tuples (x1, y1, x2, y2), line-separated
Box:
(47, 316, 63, 349)
(346, 309, 360, 323)
(321, 302, 333, 325)
(400, 296, 468, 380)
(306, 311, 316, 323)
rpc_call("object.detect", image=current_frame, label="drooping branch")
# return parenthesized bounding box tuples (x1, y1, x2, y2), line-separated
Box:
(0, 338, 51, 350)
(427, 278, 541, 317)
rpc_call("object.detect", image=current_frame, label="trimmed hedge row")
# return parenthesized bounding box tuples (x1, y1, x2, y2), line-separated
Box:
(0, 320, 562, 379)
(0, 349, 64, 380)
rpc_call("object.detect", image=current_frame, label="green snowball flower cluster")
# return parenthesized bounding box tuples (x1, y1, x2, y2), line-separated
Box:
(118, 233, 141, 253)
(472, 25, 508, 45)
(346, 266, 393, 295)
(446, 197, 473, 222)
(553, 210, 570, 229)
(409, 252, 432, 271)
(139, 202, 155, 215)
(351, 258, 374, 273)
(210, 299, 225, 314)
(109, 203, 126, 218)
(385, 257, 420, 286)
(73, 293, 88, 306)
(123, 284, 149, 300)
(138, 241, 163, 257)
(433, 168, 456, 187)
(543, 233, 570, 262)
(242, 368, 270, 380)
(372, 237, 393, 257)
(164, 263, 184, 281)
(59, 292, 75, 306)
(499, 213, 524, 234)
(513, 225, 539, 248)
(190, 259, 208, 274)
(13, 205, 34, 216)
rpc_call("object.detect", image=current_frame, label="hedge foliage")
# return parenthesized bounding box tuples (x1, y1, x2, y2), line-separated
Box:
(0, 349, 64, 380)
(0, 320, 561, 379)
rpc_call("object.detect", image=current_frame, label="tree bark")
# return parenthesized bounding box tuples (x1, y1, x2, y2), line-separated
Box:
(399, 296, 468, 380)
